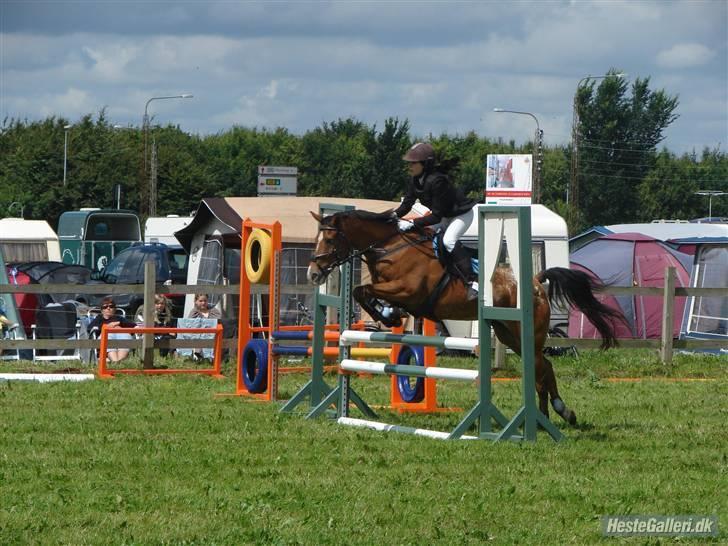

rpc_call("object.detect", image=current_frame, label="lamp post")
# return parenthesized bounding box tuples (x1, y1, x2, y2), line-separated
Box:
(569, 73, 626, 229)
(63, 124, 72, 186)
(695, 190, 727, 219)
(493, 108, 543, 203)
(142, 94, 193, 215)
(8, 201, 24, 218)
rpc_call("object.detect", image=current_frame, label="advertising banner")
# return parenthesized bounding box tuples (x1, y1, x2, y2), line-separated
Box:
(485, 154, 533, 205)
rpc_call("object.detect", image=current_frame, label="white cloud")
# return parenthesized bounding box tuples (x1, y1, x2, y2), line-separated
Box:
(82, 43, 141, 82)
(656, 43, 715, 69)
(1, 1, 725, 153)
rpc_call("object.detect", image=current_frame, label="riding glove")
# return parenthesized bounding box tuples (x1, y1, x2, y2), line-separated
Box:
(398, 219, 415, 232)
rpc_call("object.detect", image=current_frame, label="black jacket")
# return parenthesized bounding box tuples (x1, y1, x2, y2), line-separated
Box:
(394, 171, 475, 227)
(88, 314, 137, 331)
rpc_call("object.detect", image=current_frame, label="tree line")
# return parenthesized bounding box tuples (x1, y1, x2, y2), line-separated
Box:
(1, 74, 726, 235)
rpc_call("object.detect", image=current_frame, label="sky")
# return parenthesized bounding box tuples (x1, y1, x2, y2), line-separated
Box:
(1, 0, 726, 154)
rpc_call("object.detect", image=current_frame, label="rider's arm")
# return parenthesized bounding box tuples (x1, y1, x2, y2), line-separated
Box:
(413, 213, 441, 228)
(393, 183, 416, 218)
(412, 174, 451, 227)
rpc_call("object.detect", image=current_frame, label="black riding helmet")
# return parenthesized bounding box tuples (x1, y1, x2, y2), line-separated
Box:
(403, 142, 436, 172)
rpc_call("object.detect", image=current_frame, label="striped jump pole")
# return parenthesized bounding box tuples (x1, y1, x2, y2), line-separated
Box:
(273, 346, 392, 359)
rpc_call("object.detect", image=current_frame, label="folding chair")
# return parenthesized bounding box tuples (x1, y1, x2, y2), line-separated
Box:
(1, 324, 21, 361)
(32, 302, 82, 362)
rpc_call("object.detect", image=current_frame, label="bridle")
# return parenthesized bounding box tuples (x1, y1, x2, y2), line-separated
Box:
(310, 224, 353, 278)
(310, 219, 430, 278)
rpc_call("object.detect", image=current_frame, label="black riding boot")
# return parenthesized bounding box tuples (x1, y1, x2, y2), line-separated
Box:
(450, 243, 478, 301)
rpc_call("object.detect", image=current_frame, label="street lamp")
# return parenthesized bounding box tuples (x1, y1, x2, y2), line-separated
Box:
(8, 201, 24, 218)
(142, 94, 193, 215)
(493, 108, 543, 202)
(695, 190, 727, 219)
(569, 72, 626, 229)
(63, 124, 72, 186)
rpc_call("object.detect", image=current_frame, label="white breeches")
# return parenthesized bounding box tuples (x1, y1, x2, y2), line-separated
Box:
(440, 208, 474, 252)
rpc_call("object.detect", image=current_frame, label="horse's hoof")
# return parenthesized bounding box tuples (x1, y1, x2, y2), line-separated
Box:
(564, 409, 577, 426)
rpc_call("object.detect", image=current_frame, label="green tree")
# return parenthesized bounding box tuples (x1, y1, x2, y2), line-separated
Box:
(574, 72, 679, 230)
(366, 117, 411, 201)
(298, 118, 375, 197)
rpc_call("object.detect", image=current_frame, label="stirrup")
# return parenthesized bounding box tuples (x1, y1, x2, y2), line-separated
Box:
(466, 281, 478, 301)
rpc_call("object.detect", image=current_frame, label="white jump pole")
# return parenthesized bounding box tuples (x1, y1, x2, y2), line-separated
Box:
(340, 360, 478, 382)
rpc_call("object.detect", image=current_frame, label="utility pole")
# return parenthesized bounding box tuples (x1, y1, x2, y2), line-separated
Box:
(534, 127, 544, 203)
(149, 139, 158, 217)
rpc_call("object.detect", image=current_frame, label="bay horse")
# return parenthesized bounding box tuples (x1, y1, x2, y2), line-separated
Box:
(307, 209, 626, 426)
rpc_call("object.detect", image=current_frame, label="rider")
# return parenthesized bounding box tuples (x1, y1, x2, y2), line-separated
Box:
(394, 142, 479, 299)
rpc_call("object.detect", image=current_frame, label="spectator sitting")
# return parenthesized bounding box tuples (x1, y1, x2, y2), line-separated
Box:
(0, 305, 18, 331)
(153, 294, 177, 357)
(0, 304, 19, 357)
(188, 294, 222, 319)
(88, 297, 136, 362)
(186, 294, 220, 360)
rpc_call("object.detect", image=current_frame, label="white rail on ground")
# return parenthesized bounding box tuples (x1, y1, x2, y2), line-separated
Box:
(0, 373, 95, 383)
(338, 417, 479, 440)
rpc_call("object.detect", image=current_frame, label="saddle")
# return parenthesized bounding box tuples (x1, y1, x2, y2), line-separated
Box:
(392, 231, 479, 321)
(431, 230, 479, 276)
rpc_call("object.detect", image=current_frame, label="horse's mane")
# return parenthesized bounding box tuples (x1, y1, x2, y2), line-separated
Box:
(342, 209, 396, 223)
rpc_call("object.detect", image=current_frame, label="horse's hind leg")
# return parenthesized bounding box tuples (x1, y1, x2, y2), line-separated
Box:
(492, 321, 550, 419)
(540, 354, 577, 426)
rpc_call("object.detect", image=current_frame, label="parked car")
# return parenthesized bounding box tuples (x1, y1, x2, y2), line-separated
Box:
(89, 243, 189, 318)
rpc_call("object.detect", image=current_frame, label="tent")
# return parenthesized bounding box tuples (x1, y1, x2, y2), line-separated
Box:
(568, 233, 693, 339)
(675, 237, 728, 352)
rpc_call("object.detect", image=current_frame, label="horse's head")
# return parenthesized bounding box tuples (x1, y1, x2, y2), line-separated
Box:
(307, 209, 398, 285)
(307, 211, 350, 285)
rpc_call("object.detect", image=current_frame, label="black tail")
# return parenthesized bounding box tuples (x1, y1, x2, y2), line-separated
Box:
(537, 267, 626, 349)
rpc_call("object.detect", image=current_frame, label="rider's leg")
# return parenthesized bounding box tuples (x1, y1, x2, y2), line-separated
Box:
(442, 209, 478, 298)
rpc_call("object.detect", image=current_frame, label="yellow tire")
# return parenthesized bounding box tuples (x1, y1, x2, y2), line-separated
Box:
(244, 229, 272, 284)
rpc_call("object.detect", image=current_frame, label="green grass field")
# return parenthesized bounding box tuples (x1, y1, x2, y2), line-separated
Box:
(1, 350, 726, 544)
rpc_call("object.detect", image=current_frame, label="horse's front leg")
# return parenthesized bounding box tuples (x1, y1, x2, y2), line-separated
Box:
(353, 285, 405, 328)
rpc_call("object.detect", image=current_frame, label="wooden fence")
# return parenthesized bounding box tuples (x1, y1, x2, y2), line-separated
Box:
(1, 266, 725, 364)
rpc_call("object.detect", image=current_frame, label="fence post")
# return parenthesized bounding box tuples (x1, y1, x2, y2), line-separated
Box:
(660, 266, 675, 365)
(142, 261, 156, 369)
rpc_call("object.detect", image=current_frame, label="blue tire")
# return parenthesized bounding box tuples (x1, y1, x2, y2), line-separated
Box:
(242, 339, 268, 393)
(396, 345, 425, 403)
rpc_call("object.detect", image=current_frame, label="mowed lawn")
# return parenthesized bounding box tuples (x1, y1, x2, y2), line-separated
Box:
(1, 350, 726, 545)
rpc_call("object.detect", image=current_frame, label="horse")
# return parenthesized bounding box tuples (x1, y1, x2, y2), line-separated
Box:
(307, 209, 627, 426)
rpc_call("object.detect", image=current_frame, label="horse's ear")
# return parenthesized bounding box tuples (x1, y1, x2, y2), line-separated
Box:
(310, 211, 323, 223)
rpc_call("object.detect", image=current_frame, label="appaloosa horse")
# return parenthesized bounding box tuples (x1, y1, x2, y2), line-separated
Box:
(307, 209, 626, 425)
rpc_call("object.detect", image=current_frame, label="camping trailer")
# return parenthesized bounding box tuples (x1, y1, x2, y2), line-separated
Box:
(0, 218, 61, 262)
(144, 215, 194, 245)
(58, 208, 142, 271)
